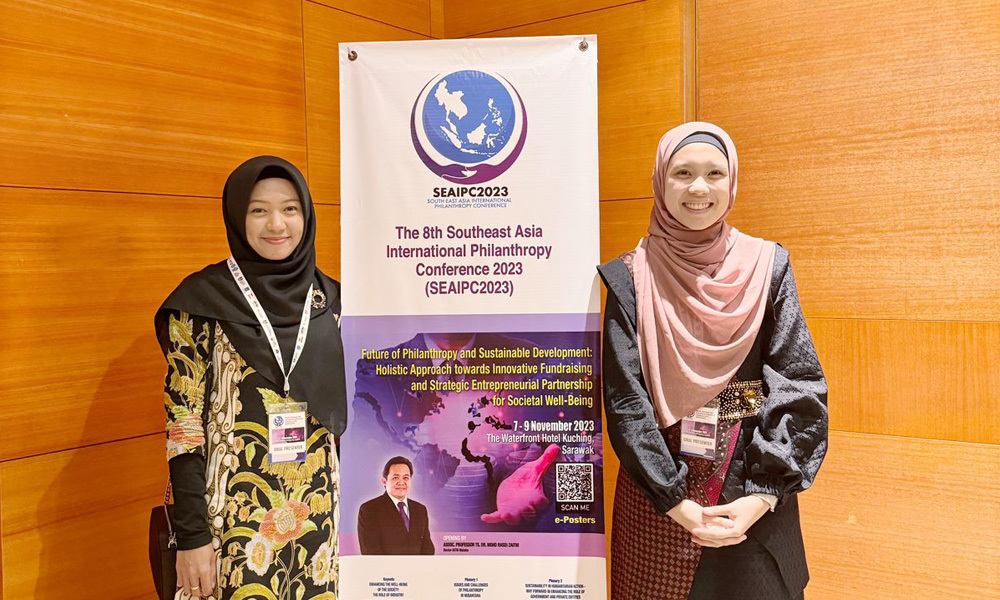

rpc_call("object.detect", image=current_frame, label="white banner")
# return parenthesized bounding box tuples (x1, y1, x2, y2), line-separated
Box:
(340, 36, 604, 600)
(340, 36, 600, 317)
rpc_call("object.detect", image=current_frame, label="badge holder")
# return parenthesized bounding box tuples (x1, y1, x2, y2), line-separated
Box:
(268, 402, 308, 464)
(680, 398, 720, 461)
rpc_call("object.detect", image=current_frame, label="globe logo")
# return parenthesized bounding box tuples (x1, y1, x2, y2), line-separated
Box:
(422, 71, 515, 163)
(411, 70, 527, 184)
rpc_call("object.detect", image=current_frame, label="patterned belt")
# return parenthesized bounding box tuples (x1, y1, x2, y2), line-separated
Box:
(716, 379, 765, 422)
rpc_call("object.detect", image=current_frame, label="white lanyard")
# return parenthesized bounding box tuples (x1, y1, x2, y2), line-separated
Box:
(227, 257, 312, 396)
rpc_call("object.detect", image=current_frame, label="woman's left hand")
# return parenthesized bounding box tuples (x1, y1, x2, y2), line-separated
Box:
(690, 495, 770, 547)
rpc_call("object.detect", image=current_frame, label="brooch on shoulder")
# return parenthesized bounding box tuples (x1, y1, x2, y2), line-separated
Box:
(311, 288, 327, 310)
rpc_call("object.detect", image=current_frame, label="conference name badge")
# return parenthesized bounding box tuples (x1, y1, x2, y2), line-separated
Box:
(268, 401, 308, 464)
(680, 399, 720, 460)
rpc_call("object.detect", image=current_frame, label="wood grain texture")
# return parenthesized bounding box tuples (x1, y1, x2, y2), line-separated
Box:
(445, 0, 641, 38)
(0, 0, 307, 197)
(599, 198, 651, 263)
(303, 2, 430, 206)
(0, 188, 341, 462)
(315, 203, 341, 278)
(430, 0, 445, 38)
(308, 0, 430, 35)
(1, 434, 165, 600)
(0, 188, 227, 461)
(812, 318, 1000, 444)
(799, 431, 1000, 599)
(472, 0, 685, 202)
(0, 470, 4, 600)
(699, 0, 1000, 321)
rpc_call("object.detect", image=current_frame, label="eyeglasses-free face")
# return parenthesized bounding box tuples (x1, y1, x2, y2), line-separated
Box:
(662, 143, 730, 231)
(245, 177, 304, 261)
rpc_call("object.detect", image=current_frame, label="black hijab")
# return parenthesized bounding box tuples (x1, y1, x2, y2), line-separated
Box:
(156, 156, 346, 436)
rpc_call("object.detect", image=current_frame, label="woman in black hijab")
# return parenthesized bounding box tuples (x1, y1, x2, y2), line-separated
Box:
(156, 156, 346, 599)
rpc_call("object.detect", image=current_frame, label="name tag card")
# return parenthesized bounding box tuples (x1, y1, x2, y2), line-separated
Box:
(680, 399, 720, 460)
(268, 401, 308, 464)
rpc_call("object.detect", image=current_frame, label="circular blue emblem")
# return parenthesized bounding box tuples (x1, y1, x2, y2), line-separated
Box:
(411, 70, 527, 184)
(273, 415, 284, 427)
(421, 71, 516, 164)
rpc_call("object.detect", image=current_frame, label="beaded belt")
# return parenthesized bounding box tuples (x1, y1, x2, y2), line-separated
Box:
(716, 380, 765, 422)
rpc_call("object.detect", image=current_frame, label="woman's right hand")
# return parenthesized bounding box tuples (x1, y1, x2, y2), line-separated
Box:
(667, 499, 736, 538)
(176, 543, 216, 598)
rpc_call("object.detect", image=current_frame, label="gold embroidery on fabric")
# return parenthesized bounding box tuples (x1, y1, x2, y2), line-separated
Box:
(716, 379, 765, 422)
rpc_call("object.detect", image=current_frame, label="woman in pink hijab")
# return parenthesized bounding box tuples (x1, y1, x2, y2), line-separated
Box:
(598, 122, 828, 600)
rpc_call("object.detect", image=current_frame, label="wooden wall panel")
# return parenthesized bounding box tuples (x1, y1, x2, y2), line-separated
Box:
(599, 198, 651, 263)
(812, 318, 1000, 444)
(472, 0, 686, 203)
(1, 435, 164, 599)
(303, 2, 430, 206)
(445, 0, 640, 38)
(698, 2, 1000, 598)
(308, 0, 431, 35)
(699, 0, 1000, 321)
(0, 188, 226, 461)
(315, 203, 342, 279)
(430, 0, 445, 38)
(0, 471, 4, 600)
(799, 431, 1000, 599)
(0, 0, 307, 197)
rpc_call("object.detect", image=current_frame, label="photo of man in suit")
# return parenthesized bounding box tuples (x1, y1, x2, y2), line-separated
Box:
(357, 456, 435, 555)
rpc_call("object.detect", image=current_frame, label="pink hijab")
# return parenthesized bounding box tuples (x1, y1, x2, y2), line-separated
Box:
(633, 122, 776, 428)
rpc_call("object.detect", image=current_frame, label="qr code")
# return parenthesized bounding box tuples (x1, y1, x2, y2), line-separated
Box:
(555, 462, 594, 503)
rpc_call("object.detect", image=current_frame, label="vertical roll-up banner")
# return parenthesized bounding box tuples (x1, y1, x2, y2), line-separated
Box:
(339, 36, 603, 599)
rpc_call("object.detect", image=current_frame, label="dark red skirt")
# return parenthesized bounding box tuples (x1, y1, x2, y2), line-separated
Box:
(610, 420, 740, 600)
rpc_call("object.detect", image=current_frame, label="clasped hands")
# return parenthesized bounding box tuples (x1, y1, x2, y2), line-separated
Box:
(667, 496, 770, 547)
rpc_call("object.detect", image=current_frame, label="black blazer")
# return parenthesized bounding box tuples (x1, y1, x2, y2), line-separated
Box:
(358, 493, 435, 555)
(598, 245, 828, 598)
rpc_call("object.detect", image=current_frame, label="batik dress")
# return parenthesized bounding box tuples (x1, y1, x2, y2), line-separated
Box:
(162, 310, 340, 600)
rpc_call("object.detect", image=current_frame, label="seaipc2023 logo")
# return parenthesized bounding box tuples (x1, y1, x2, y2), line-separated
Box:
(410, 70, 527, 184)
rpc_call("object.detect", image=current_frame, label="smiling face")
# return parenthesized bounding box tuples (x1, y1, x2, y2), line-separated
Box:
(382, 463, 412, 502)
(661, 143, 731, 230)
(245, 177, 304, 260)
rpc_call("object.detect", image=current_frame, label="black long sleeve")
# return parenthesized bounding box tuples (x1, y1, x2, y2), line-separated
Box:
(168, 453, 212, 549)
(744, 250, 829, 503)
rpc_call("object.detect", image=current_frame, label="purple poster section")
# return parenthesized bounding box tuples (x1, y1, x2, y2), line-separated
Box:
(339, 313, 604, 558)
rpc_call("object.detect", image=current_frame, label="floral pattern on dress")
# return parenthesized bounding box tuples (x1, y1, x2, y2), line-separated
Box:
(164, 313, 210, 459)
(163, 313, 339, 600)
